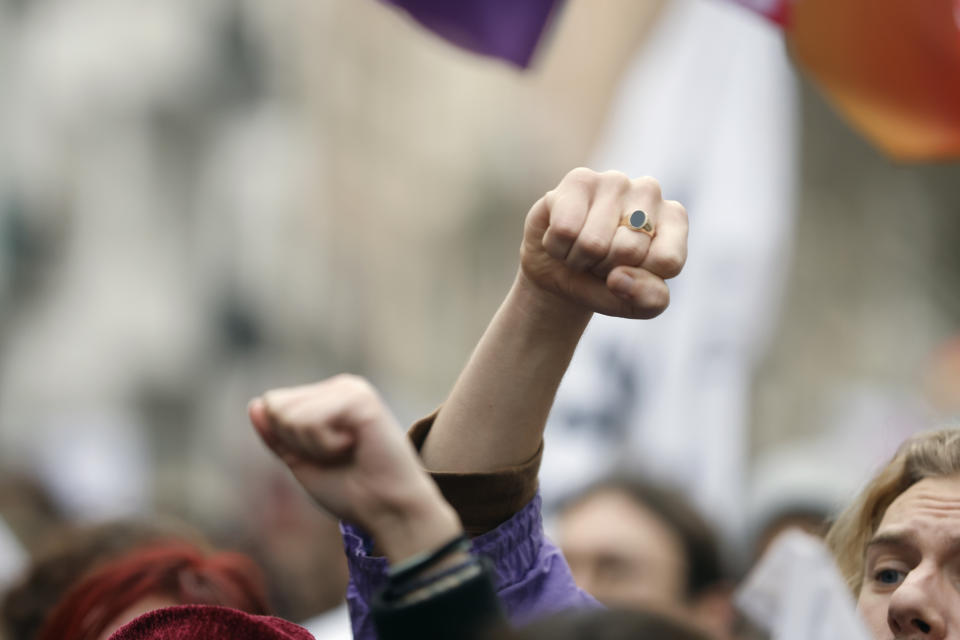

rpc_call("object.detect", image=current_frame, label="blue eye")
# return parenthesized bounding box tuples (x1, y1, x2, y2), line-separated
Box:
(874, 568, 904, 585)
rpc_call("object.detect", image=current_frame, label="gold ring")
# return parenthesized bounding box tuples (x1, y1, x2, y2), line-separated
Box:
(622, 209, 655, 237)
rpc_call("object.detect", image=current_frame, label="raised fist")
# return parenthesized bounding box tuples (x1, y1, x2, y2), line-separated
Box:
(249, 375, 461, 562)
(520, 168, 688, 320)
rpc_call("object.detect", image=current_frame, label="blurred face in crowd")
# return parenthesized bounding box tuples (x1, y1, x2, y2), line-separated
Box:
(557, 489, 687, 612)
(857, 475, 960, 640)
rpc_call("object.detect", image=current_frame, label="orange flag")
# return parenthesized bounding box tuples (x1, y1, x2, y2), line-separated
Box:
(733, 0, 960, 161)
(789, 0, 960, 161)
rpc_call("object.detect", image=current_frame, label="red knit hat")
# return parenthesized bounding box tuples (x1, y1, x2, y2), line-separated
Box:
(108, 605, 316, 640)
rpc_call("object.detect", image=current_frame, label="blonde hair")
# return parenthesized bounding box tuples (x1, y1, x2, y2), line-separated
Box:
(825, 429, 960, 593)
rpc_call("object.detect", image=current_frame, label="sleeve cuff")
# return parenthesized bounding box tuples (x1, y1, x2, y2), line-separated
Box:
(408, 410, 542, 536)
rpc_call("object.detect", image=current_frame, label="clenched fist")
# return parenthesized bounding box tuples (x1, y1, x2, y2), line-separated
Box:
(520, 168, 688, 320)
(249, 375, 462, 563)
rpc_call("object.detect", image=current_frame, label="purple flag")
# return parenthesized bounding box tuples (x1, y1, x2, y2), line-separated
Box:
(380, 0, 562, 68)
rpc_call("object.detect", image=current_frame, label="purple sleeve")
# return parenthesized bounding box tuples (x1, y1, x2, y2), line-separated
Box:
(342, 492, 599, 640)
(378, 0, 562, 68)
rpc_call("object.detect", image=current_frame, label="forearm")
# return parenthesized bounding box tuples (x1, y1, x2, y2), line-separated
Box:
(421, 273, 591, 473)
(420, 168, 685, 473)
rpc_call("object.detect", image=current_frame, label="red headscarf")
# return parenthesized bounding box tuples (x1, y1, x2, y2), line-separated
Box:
(37, 543, 271, 640)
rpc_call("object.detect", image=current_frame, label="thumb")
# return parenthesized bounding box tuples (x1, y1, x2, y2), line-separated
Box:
(605, 265, 670, 319)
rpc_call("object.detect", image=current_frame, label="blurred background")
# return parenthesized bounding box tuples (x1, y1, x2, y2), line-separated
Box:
(0, 0, 958, 627)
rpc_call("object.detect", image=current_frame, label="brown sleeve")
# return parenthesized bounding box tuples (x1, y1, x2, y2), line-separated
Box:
(408, 410, 542, 537)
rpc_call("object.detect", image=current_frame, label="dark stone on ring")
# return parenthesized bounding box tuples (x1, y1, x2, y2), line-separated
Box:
(629, 210, 647, 229)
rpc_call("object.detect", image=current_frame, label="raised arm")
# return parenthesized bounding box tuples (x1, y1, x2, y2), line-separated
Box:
(420, 168, 688, 473)
(249, 377, 507, 640)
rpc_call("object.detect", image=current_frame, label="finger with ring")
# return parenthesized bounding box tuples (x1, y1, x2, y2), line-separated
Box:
(621, 209, 656, 237)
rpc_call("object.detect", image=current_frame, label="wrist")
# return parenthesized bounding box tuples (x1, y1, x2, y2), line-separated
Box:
(369, 485, 464, 565)
(387, 533, 472, 586)
(509, 272, 593, 334)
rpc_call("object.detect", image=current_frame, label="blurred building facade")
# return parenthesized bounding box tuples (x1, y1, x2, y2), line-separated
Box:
(0, 0, 652, 526)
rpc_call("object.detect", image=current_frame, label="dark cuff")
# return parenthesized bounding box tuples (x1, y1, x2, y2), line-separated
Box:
(409, 410, 542, 536)
(371, 559, 505, 640)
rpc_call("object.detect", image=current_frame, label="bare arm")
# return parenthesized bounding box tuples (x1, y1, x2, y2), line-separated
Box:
(421, 168, 688, 473)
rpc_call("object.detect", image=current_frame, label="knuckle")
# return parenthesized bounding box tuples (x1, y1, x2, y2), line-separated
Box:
(650, 250, 685, 278)
(575, 235, 609, 260)
(332, 374, 375, 400)
(601, 170, 632, 192)
(542, 238, 569, 260)
(665, 199, 688, 221)
(333, 375, 385, 424)
(548, 217, 580, 243)
(632, 176, 663, 201)
(612, 240, 646, 266)
(563, 166, 597, 184)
